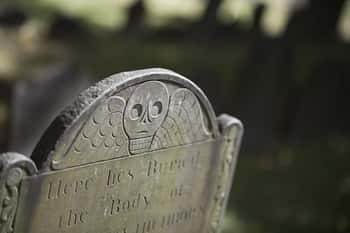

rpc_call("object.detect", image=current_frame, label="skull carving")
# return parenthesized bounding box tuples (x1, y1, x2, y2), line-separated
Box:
(124, 81, 169, 154)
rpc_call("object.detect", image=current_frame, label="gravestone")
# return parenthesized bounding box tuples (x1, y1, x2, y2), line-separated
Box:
(0, 68, 243, 233)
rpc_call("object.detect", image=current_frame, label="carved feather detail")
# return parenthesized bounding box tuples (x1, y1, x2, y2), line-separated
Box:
(151, 88, 211, 150)
(56, 96, 129, 168)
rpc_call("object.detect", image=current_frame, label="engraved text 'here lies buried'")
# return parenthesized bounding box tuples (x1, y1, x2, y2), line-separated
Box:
(15, 141, 218, 233)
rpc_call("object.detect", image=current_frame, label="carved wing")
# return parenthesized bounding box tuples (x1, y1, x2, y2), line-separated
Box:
(53, 96, 129, 168)
(151, 88, 211, 150)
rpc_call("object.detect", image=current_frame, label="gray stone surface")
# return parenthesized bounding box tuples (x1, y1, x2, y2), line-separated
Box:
(0, 68, 243, 233)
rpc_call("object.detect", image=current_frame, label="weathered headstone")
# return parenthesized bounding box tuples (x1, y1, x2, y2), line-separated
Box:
(0, 68, 243, 233)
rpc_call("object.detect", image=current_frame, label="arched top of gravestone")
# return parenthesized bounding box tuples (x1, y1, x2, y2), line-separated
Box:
(32, 68, 220, 171)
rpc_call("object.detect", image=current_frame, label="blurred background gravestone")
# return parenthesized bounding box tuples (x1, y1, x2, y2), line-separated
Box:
(9, 65, 92, 155)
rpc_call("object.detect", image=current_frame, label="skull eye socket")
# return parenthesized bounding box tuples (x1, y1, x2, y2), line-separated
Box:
(150, 101, 163, 118)
(130, 104, 143, 120)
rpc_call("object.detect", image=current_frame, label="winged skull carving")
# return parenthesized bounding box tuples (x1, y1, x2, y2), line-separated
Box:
(54, 81, 212, 167)
(123, 81, 170, 154)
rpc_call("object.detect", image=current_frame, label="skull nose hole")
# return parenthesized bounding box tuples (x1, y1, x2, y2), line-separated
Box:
(141, 110, 152, 124)
(141, 109, 152, 124)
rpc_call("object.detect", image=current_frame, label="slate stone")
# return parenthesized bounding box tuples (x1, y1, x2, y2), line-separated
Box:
(0, 68, 243, 233)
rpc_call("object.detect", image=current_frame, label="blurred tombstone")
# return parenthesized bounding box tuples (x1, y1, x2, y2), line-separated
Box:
(285, 0, 346, 39)
(9, 64, 93, 156)
(289, 60, 350, 140)
(0, 6, 27, 27)
(0, 80, 11, 152)
(124, 0, 145, 34)
(199, 0, 223, 25)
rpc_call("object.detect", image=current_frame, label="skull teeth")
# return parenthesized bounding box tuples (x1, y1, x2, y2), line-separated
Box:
(130, 137, 153, 154)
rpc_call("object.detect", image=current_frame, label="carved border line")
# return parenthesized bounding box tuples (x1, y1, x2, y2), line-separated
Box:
(209, 114, 244, 233)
